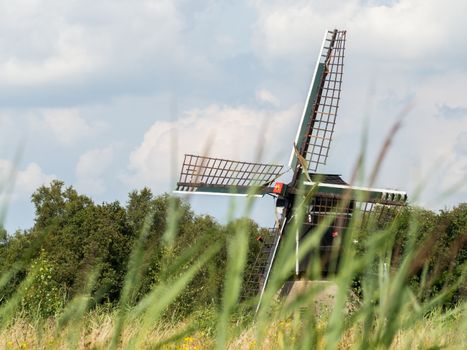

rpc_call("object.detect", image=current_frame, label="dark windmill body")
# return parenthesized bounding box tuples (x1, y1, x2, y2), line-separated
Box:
(174, 30, 407, 308)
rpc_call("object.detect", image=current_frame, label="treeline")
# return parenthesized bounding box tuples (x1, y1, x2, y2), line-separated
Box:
(0, 180, 465, 318)
(393, 203, 466, 303)
(0, 180, 265, 318)
(354, 202, 466, 305)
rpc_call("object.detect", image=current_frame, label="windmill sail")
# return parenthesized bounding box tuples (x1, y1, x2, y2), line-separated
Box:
(289, 29, 346, 173)
(175, 154, 284, 196)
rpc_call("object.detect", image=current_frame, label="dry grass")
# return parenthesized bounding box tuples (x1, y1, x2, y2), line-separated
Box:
(0, 313, 211, 350)
(0, 306, 464, 350)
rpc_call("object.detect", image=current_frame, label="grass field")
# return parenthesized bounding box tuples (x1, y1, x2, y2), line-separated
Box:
(0, 191, 465, 349)
(1, 129, 465, 349)
(0, 304, 465, 349)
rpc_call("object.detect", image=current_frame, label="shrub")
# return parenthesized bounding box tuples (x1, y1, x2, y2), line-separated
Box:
(21, 249, 65, 318)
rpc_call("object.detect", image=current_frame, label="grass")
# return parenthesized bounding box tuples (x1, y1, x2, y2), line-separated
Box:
(0, 120, 465, 349)
(0, 188, 464, 350)
(0, 305, 465, 349)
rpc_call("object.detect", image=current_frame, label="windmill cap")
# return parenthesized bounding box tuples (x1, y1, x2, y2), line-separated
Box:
(308, 173, 348, 185)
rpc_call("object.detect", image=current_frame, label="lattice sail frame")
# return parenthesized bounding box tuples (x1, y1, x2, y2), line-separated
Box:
(306, 194, 406, 237)
(289, 29, 346, 173)
(175, 154, 284, 196)
(299, 193, 406, 274)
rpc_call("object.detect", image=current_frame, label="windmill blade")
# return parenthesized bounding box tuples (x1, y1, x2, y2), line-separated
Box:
(175, 154, 285, 197)
(289, 29, 346, 173)
(302, 179, 408, 204)
(255, 217, 287, 314)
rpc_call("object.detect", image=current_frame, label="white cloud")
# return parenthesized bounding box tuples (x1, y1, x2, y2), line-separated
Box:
(16, 163, 57, 196)
(35, 109, 106, 145)
(402, 73, 467, 195)
(0, 0, 184, 87)
(251, 0, 467, 63)
(2, 27, 95, 86)
(0, 160, 56, 201)
(454, 132, 467, 157)
(0, 114, 12, 127)
(125, 104, 300, 189)
(0, 114, 15, 150)
(76, 146, 114, 195)
(256, 89, 279, 106)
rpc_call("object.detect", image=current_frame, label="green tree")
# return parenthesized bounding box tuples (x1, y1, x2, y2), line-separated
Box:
(78, 202, 133, 303)
(0, 230, 33, 302)
(28, 181, 133, 304)
(0, 226, 6, 243)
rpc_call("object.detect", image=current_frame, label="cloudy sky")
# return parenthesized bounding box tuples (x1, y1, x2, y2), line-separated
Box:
(1, 0, 466, 232)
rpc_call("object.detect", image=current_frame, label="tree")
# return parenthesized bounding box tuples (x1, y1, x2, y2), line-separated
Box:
(28, 181, 133, 303)
(78, 202, 132, 302)
(0, 226, 6, 243)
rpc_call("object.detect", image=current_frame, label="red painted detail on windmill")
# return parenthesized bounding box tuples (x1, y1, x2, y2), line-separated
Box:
(273, 182, 284, 194)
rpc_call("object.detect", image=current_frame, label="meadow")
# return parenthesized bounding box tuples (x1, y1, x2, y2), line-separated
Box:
(0, 144, 465, 349)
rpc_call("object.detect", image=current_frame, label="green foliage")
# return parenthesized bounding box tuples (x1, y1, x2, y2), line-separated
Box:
(0, 230, 33, 302)
(21, 249, 64, 317)
(390, 204, 467, 306)
(0, 182, 267, 320)
(0, 178, 465, 349)
(0, 227, 6, 243)
(351, 204, 466, 307)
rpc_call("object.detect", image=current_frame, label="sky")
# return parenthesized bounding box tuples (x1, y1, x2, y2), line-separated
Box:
(0, 0, 466, 233)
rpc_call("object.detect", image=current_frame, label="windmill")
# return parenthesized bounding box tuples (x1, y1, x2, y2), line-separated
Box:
(174, 29, 407, 308)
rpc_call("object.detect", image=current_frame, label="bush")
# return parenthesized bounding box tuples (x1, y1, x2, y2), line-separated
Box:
(21, 249, 65, 317)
